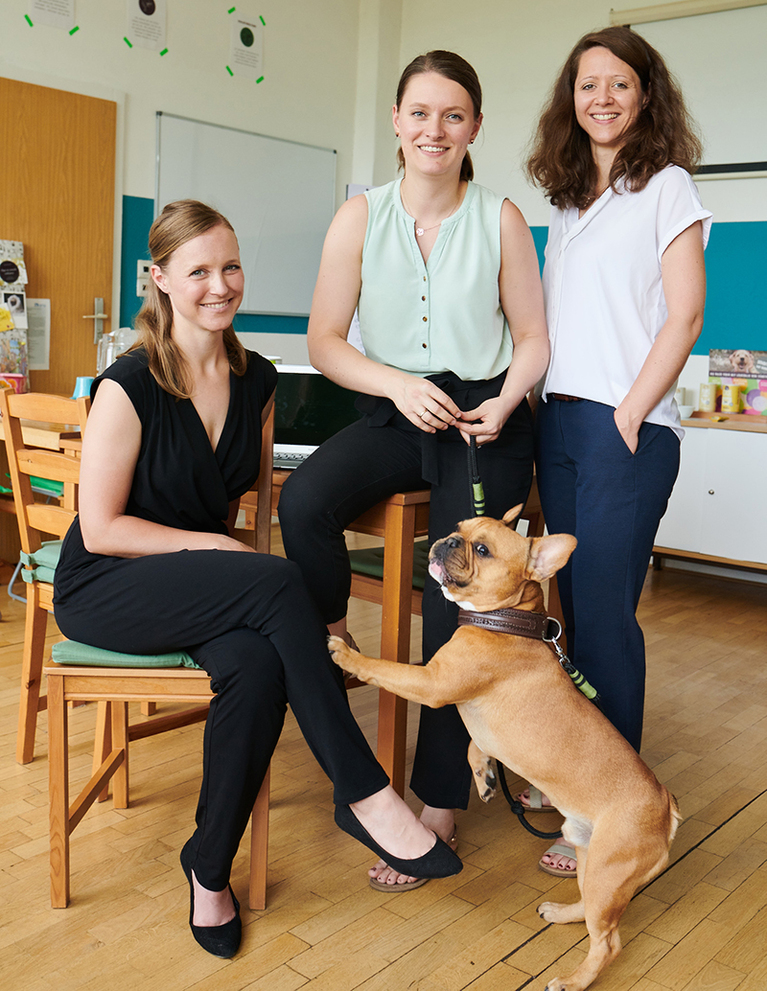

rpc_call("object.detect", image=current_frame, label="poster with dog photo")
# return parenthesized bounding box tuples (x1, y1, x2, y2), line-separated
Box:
(709, 348, 767, 379)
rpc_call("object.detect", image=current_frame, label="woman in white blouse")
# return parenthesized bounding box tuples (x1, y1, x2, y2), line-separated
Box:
(524, 26, 711, 877)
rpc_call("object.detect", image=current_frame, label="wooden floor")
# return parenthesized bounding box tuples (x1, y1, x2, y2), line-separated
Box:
(2, 538, 767, 991)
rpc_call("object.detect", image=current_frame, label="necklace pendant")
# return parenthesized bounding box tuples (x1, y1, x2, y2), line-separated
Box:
(415, 226, 425, 237)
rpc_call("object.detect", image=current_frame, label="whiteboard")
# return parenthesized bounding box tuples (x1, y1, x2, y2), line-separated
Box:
(156, 112, 336, 316)
(638, 5, 767, 168)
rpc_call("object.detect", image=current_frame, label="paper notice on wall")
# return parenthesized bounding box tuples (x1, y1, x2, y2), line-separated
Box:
(28, 0, 76, 31)
(26, 299, 50, 371)
(0, 240, 28, 291)
(126, 0, 167, 51)
(229, 14, 264, 79)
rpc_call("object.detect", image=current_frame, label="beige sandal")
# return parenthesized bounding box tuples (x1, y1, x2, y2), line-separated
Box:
(368, 830, 458, 892)
(538, 841, 577, 878)
(514, 785, 559, 814)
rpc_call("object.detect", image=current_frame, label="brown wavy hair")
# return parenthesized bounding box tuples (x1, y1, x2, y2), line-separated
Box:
(395, 50, 482, 183)
(526, 26, 702, 210)
(131, 199, 247, 399)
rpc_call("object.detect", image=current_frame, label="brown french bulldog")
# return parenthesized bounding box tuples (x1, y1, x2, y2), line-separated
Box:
(329, 506, 680, 991)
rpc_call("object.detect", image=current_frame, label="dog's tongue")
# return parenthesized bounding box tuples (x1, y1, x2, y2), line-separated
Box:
(428, 560, 445, 584)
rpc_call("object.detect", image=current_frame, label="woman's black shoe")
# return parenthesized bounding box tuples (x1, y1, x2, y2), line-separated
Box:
(334, 804, 462, 878)
(180, 841, 242, 958)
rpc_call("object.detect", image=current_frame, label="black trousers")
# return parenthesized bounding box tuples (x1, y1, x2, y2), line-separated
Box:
(54, 550, 389, 889)
(278, 393, 534, 810)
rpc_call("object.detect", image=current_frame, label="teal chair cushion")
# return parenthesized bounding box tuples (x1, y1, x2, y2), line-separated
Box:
(348, 537, 430, 591)
(20, 540, 63, 584)
(51, 639, 200, 669)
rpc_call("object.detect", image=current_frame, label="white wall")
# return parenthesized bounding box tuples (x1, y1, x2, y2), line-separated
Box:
(4, 0, 762, 219)
(395, 0, 767, 227)
(2, 0, 362, 205)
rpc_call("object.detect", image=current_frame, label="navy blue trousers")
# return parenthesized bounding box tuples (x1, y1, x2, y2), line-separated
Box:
(278, 401, 534, 810)
(534, 398, 680, 751)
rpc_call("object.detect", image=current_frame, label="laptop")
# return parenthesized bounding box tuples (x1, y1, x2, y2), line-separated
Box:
(272, 364, 363, 469)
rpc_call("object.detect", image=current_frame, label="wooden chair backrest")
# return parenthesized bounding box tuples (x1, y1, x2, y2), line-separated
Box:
(1, 387, 275, 557)
(0, 390, 90, 555)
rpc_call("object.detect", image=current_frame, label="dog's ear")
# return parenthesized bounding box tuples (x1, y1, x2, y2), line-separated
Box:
(502, 505, 524, 527)
(526, 534, 577, 582)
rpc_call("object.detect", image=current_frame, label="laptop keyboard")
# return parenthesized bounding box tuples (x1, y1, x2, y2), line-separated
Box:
(272, 451, 310, 470)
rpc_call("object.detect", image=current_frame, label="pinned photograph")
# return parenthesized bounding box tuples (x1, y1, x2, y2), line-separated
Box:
(3, 292, 27, 330)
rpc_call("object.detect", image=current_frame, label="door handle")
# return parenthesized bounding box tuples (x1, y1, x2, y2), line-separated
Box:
(83, 298, 109, 343)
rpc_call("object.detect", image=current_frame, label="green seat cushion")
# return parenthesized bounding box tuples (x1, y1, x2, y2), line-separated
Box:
(20, 540, 63, 584)
(51, 640, 200, 669)
(348, 538, 430, 591)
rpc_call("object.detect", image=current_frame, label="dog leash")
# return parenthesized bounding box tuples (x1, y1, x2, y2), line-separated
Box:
(465, 436, 600, 839)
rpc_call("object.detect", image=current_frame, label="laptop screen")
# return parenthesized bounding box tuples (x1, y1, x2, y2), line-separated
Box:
(274, 364, 363, 453)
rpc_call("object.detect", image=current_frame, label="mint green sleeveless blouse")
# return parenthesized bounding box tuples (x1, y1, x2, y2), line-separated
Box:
(358, 178, 512, 381)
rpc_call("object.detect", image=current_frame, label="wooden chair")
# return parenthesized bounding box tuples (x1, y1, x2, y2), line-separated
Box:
(1, 392, 273, 909)
(1, 389, 90, 764)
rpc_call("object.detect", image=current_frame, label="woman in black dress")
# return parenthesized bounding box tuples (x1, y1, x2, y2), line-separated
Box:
(53, 200, 460, 959)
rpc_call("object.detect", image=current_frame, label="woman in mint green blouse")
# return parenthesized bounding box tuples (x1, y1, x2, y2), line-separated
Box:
(279, 50, 549, 891)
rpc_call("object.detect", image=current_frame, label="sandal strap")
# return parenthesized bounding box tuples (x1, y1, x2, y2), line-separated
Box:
(544, 842, 576, 859)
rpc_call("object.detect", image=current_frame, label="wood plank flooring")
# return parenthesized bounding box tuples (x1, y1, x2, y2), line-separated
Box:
(1, 539, 766, 991)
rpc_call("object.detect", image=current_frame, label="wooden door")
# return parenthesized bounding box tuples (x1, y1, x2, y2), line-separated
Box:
(0, 78, 116, 397)
(0, 78, 115, 562)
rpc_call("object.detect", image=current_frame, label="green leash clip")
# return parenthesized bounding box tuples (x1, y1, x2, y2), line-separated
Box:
(543, 618, 602, 705)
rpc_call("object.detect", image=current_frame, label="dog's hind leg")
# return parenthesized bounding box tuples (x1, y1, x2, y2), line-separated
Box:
(467, 740, 496, 802)
(545, 837, 640, 991)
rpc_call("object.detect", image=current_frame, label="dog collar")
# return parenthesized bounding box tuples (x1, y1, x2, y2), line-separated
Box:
(457, 607, 560, 642)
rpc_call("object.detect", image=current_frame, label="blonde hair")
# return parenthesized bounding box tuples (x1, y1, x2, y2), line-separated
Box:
(132, 199, 247, 398)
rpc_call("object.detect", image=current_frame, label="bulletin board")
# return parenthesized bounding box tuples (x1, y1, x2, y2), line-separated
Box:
(156, 112, 337, 316)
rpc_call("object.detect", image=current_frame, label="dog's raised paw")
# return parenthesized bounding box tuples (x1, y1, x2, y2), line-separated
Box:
(327, 635, 351, 665)
(474, 765, 496, 802)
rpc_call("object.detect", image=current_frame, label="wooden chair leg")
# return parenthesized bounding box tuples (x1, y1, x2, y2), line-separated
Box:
(17, 592, 49, 764)
(93, 702, 112, 803)
(111, 702, 129, 810)
(48, 674, 70, 908)
(375, 500, 415, 797)
(249, 766, 270, 911)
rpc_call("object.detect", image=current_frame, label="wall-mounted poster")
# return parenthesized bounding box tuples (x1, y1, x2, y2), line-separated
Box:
(126, 0, 167, 52)
(28, 0, 76, 31)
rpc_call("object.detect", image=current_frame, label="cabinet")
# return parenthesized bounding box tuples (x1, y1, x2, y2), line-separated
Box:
(654, 421, 767, 571)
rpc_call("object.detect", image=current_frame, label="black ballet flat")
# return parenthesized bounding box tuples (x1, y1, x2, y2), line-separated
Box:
(180, 841, 242, 959)
(334, 804, 463, 879)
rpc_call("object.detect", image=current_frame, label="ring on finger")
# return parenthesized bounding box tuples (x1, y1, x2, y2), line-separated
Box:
(419, 409, 428, 419)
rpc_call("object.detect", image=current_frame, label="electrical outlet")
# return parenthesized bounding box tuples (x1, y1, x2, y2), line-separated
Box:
(137, 260, 152, 297)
